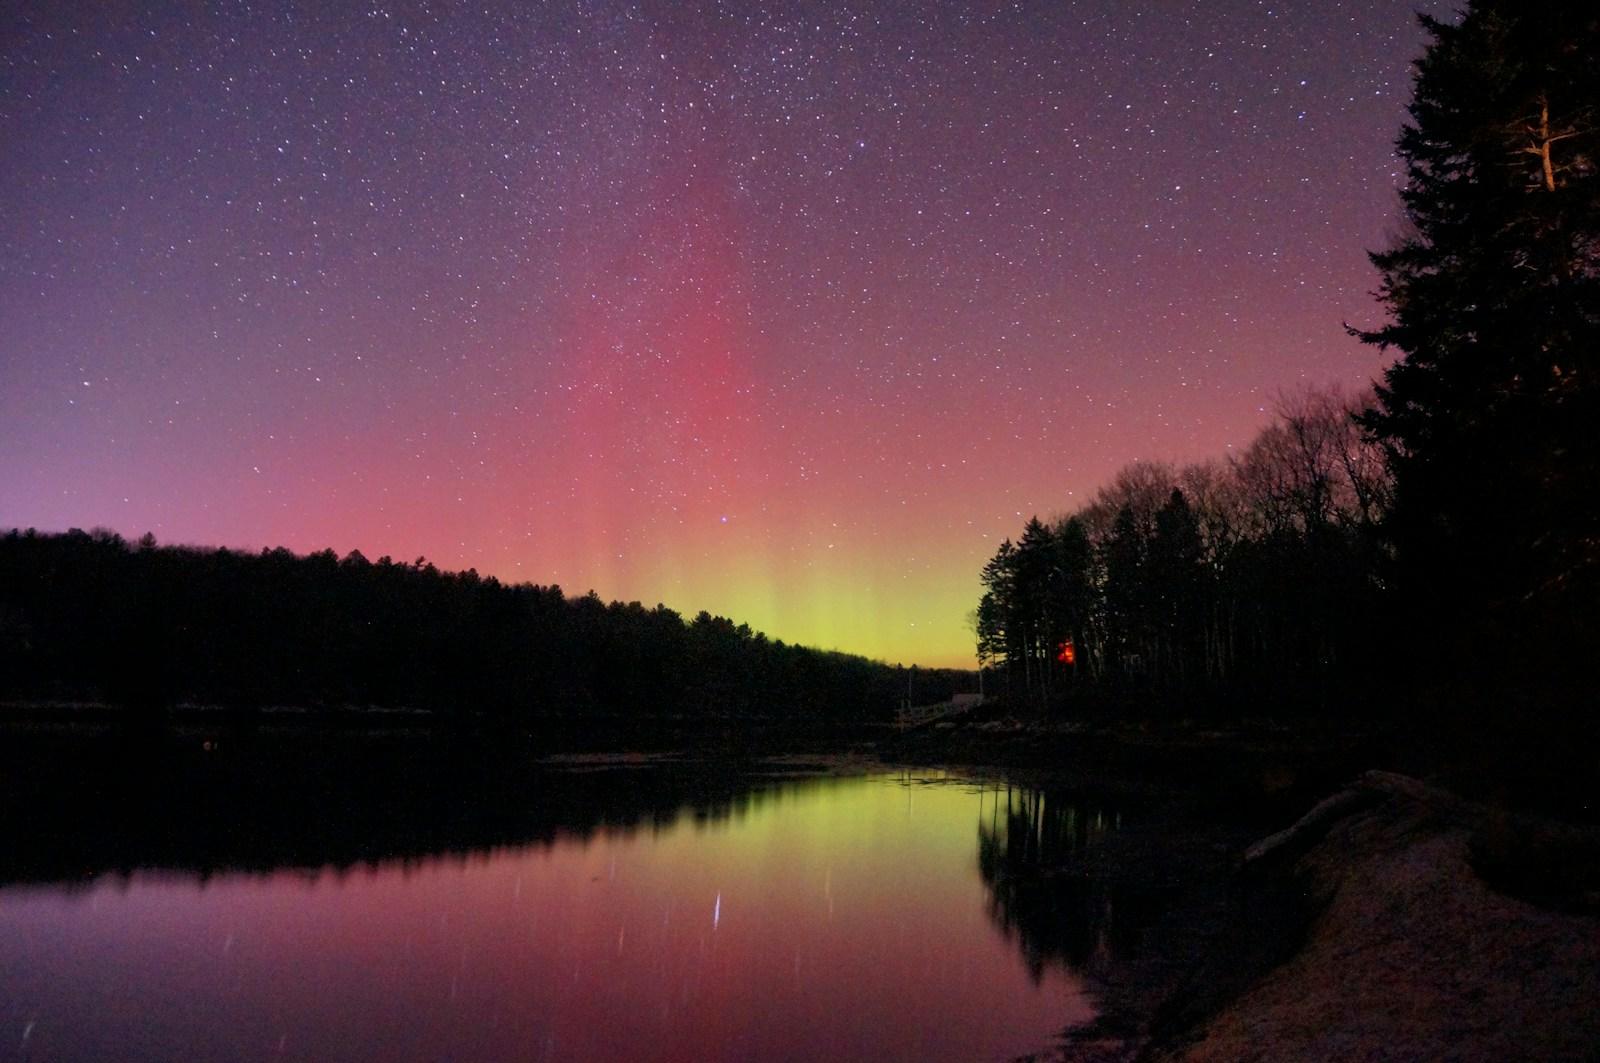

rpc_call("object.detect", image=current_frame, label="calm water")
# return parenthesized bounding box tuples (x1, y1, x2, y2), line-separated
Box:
(0, 768, 1118, 1062)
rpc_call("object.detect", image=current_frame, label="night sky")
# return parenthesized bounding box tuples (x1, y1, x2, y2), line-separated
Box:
(1, 1, 1450, 668)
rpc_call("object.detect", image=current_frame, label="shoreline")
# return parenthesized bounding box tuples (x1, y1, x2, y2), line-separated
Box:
(1138, 772, 1600, 1062)
(3, 713, 1595, 1060)
(881, 717, 1600, 1061)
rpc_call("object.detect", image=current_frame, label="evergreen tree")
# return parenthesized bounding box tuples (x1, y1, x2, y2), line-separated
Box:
(1102, 505, 1146, 678)
(974, 592, 1005, 676)
(1047, 518, 1094, 683)
(1148, 489, 1204, 686)
(1354, 3, 1599, 667)
(979, 539, 1021, 687)
(1013, 517, 1057, 697)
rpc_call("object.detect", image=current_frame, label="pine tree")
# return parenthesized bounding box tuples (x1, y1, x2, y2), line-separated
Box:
(1149, 489, 1204, 685)
(1013, 517, 1056, 696)
(1102, 505, 1147, 679)
(1355, 3, 1599, 659)
(978, 540, 1020, 688)
(1047, 518, 1095, 684)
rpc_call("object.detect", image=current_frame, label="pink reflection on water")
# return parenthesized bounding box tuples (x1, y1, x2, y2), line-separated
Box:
(0, 774, 1093, 1062)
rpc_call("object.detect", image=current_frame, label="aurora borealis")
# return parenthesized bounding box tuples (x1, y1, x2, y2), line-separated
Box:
(1, 2, 1450, 667)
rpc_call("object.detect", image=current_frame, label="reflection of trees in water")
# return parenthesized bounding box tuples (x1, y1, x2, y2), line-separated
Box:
(0, 732, 846, 888)
(976, 785, 1156, 982)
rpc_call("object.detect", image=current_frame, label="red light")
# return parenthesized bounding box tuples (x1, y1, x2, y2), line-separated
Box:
(1056, 639, 1076, 665)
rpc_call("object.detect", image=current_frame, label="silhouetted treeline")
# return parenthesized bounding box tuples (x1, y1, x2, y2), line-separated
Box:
(977, 387, 1394, 713)
(0, 529, 968, 722)
(983, 2, 1599, 724)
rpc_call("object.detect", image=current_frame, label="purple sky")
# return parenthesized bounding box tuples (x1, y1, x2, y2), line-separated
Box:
(0, 1, 1450, 666)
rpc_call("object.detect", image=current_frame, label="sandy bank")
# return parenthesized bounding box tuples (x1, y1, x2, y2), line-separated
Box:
(1147, 771, 1600, 1062)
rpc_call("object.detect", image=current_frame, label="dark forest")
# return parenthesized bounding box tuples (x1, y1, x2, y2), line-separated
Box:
(0, 528, 967, 723)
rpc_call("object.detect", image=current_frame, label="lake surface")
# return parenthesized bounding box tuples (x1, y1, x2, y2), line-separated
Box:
(0, 766, 1117, 1062)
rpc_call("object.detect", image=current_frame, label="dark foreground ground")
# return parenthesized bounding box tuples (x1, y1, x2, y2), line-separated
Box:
(2, 704, 1596, 1062)
(1146, 771, 1600, 1062)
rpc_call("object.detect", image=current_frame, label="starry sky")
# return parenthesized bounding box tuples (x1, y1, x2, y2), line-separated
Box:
(1, 1, 1451, 668)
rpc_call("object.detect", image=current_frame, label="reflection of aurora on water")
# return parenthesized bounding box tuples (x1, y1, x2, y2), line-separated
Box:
(0, 764, 1097, 1063)
(976, 784, 1168, 982)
